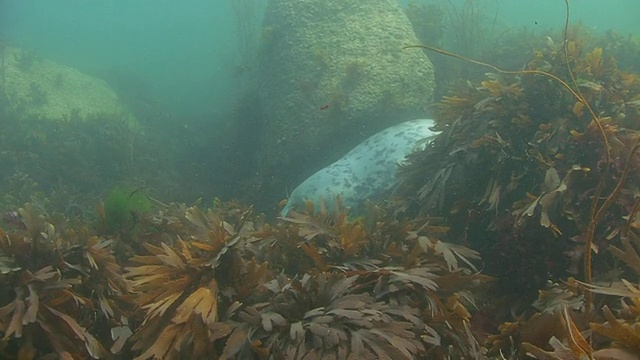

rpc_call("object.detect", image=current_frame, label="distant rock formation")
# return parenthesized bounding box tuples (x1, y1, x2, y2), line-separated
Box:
(255, 0, 435, 179)
(1, 46, 136, 126)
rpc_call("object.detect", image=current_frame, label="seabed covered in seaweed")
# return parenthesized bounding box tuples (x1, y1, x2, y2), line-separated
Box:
(2, 1, 640, 360)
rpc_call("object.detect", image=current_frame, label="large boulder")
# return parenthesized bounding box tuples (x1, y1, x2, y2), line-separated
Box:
(256, 0, 435, 176)
(1, 46, 136, 126)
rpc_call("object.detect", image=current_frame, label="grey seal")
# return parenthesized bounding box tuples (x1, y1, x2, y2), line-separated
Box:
(281, 119, 439, 215)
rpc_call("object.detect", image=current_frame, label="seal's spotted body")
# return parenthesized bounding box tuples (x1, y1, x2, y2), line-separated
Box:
(281, 119, 439, 215)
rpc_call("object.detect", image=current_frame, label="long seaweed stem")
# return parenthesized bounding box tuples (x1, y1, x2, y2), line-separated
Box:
(403, 44, 585, 105)
(623, 197, 640, 239)
(593, 138, 640, 246)
(0, 41, 5, 91)
(558, 0, 604, 294)
(584, 136, 640, 312)
(558, 0, 608, 314)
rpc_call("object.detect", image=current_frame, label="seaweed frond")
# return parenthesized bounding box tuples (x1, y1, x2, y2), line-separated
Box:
(126, 204, 267, 359)
(0, 204, 113, 359)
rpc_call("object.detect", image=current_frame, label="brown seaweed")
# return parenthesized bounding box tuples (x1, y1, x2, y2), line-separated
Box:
(0, 204, 129, 359)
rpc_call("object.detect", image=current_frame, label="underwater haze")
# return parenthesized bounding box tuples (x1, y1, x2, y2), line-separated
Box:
(2, 1, 638, 117)
(0, 0, 259, 116)
(3, 0, 640, 359)
(409, 0, 640, 32)
(0, 0, 639, 212)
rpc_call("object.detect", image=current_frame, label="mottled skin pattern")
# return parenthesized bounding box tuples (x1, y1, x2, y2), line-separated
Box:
(281, 119, 439, 215)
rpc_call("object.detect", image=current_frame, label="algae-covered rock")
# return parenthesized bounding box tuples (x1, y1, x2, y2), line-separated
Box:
(1, 46, 136, 126)
(256, 0, 435, 174)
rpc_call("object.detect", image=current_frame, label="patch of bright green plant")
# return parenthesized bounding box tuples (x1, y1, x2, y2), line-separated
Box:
(103, 186, 152, 233)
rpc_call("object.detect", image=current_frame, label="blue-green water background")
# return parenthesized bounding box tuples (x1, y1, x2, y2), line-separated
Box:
(2, 0, 638, 119)
(0, 0, 263, 117)
(1, 0, 640, 210)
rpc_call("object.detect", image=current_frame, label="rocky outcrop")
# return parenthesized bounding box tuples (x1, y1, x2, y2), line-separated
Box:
(256, 0, 435, 177)
(1, 46, 136, 126)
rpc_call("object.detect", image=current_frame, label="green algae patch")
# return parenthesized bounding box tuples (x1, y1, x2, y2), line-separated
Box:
(103, 186, 152, 234)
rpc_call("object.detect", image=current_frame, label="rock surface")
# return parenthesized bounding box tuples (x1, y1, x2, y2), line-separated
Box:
(256, 0, 435, 177)
(1, 46, 136, 126)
